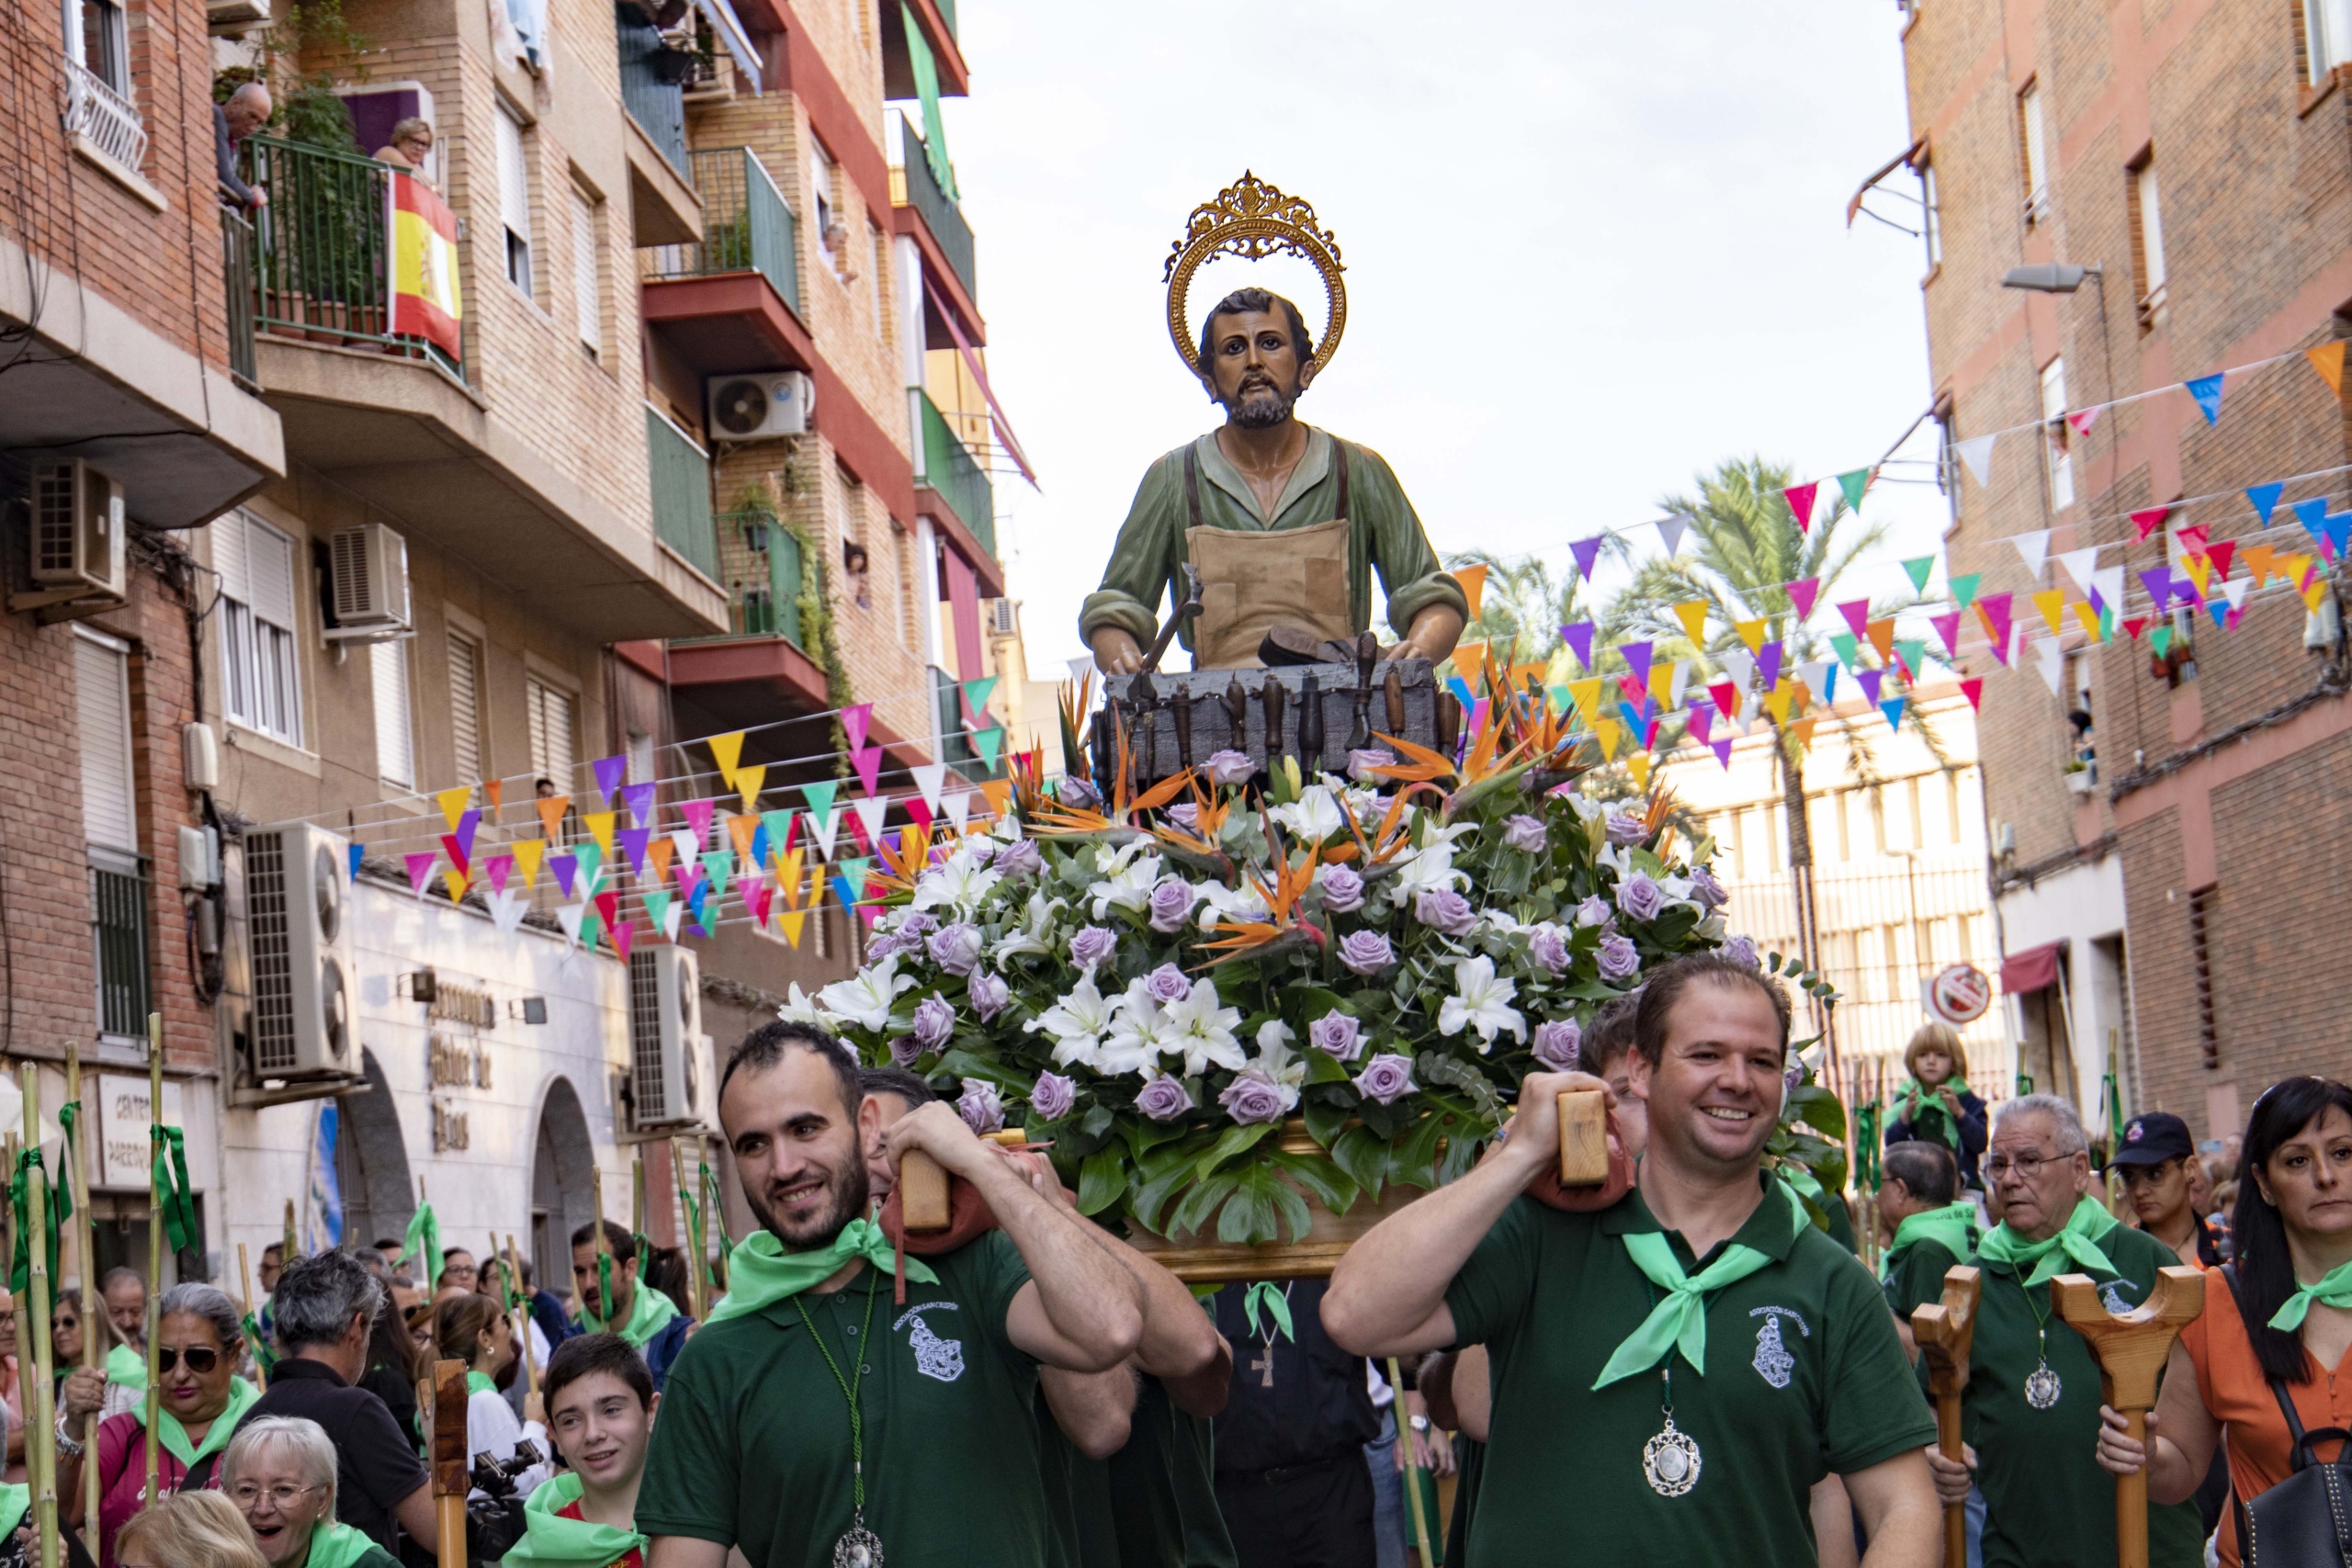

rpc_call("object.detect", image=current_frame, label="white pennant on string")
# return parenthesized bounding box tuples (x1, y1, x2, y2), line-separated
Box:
(489, 888, 528, 935)
(554, 902, 585, 951)
(1719, 646, 1757, 691)
(1667, 659, 1692, 708)
(2055, 547, 2100, 592)
(2033, 630, 2065, 695)
(661, 900, 684, 941)
(944, 791, 973, 832)
(1739, 692, 1764, 735)
(807, 808, 843, 861)
(1066, 656, 1096, 684)
(851, 795, 892, 847)
(910, 763, 949, 812)
(1798, 660, 1835, 705)
(668, 829, 701, 877)
(1656, 514, 1692, 556)
(2090, 566, 2127, 617)
(2011, 529, 2052, 579)
(1953, 434, 1998, 486)
(2220, 577, 2253, 610)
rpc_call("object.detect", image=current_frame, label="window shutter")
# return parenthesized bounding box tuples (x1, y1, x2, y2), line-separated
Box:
(571, 188, 598, 350)
(497, 107, 531, 241)
(527, 678, 574, 784)
(372, 640, 414, 787)
(244, 516, 300, 631)
(212, 509, 252, 604)
(75, 630, 138, 851)
(448, 629, 482, 784)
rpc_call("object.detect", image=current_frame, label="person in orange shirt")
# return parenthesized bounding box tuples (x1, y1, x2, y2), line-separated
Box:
(2094, 1075, 2352, 1567)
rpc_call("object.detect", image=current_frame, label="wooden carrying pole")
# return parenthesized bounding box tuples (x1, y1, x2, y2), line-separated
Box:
(1556, 1089, 1610, 1184)
(504, 1235, 538, 1400)
(1385, 1356, 1438, 1568)
(237, 1243, 266, 1392)
(1911, 1266, 1984, 1568)
(902, 1130, 1029, 1233)
(421, 1359, 469, 1568)
(20, 1068, 60, 1568)
(64, 1042, 100, 1551)
(141, 1010, 164, 1512)
(2053, 1267, 2206, 1568)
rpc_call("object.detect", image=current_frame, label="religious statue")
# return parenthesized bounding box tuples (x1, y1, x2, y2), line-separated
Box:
(1080, 174, 1468, 675)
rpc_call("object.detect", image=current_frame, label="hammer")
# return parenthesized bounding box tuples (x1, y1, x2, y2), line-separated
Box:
(1137, 565, 1204, 676)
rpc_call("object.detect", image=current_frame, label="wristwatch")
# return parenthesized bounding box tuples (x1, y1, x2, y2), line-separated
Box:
(52, 1416, 84, 1459)
(1408, 1415, 1430, 1434)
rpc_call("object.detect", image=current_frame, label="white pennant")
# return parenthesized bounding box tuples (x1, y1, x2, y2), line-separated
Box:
(489, 887, 528, 935)
(662, 901, 684, 940)
(2034, 631, 2065, 695)
(2220, 577, 2252, 610)
(2090, 566, 2127, 616)
(1953, 434, 1998, 486)
(1066, 656, 1096, 684)
(944, 791, 973, 832)
(1798, 660, 1835, 705)
(1739, 692, 1764, 734)
(2011, 529, 2052, 579)
(1719, 646, 1757, 690)
(910, 762, 949, 812)
(851, 794, 892, 846)
(807, 807, 842, 861)
(1667, 659, 1692, 708)
(554, 902, 585, 950)
(1656, 514, 1692, 556)
(668, 829, 702, 874)
(2055, 547, 2100, 591)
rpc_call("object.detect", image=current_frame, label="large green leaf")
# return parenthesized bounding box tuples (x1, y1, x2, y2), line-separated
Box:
(1390, 1111, 1450, 1190)
(1268, 1147, 1359, 1216)
(1076, 1148, 1127, 1217)
(1130, 1161, 1197, 1235)
(936, 1049, 1028, 1092)
(1330, 1124, 1391, 1199)
(1193, 1122, 1277, 1179)
(1301, 1097, 1350, 1147)
(1785, 1083, 1847, 1142)
(1170, 1170, 1241, 1237)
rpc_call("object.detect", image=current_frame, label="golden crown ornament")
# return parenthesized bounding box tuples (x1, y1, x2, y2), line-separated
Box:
(1163, 172, 1348, 378)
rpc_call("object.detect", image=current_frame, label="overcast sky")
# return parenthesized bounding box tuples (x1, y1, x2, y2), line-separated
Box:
(945, 1, 1947, 672)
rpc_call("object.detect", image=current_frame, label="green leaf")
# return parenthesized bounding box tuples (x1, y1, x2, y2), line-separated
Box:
(1193, 1122, 1278, 1180)
(1785, 1083, 1847, 1142)
(1130, 1162, 1196, 1235)
(1303, 1046, 1352, 1086)
(936, 1048, 1028, 1092)
(1301, 1098, 1350, 1147)
(1076, 1148, 1128, 1217)
(1288, 986, 1351, 1026)
(1270, 1175, 1313, 1243)
(1390, 1111, 1449, 1191)
(1330, 1124, 1391, 1198)
(1170, 1170, 1241, 1238)
(1416, 1053, 1505, 1123)
(1269, 1148, 1359, 1216)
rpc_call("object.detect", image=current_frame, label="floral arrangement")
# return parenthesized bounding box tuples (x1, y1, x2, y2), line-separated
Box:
(795, 685, 1843, 1247)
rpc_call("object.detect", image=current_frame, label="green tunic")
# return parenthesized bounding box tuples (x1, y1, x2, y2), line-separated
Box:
(1961, 1224, 2204, 1568)
(1037, 1384, 1123, 1568)
(637, 1233, 1046, 1567)
(1443, 1182, 1935, 1568)
(1883, 1234, 1968, 1324)
(1078, 427, 1467, 651)
(1105, 1376, 1235, 1568)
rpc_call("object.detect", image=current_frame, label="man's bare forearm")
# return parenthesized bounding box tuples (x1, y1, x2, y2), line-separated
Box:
(970, 1156, 1142, 1366)
(1324, 1134, 1543, 1355)
(1080, 1224, 1223, 1382)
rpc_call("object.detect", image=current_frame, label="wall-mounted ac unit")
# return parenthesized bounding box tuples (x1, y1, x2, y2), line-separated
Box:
(326, 523, 412, 641)
(707, 372, 814, 441)
(243, 820, 357, 1080)
(16, 461, 127, 612)
(628, 944, 703, 1127)
(986, 597, 1017, 637)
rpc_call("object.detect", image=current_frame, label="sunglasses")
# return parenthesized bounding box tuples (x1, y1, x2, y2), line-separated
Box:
(157, 1346, 221, 1374)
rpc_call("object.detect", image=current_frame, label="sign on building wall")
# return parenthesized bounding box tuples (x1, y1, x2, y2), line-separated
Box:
(1924, 963, 1993, 1026)
(96, 1074, 187, 1190)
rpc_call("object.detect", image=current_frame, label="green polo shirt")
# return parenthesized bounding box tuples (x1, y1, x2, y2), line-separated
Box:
(1444, 1182, 1935, 1568)
(1106, 1375, 1236, 1568)
(1037, 1384, 1123, 1568)
(1962, 1224, 2203, 1568)
(1078, 426, 1468, 651)
(1442, 1437, 1483, 1568)
(1883, 1235, 1969, 1324)
(638, 1233, 1046, 1567)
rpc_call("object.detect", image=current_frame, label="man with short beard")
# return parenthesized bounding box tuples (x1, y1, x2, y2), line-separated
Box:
(640, 1024, 1144, 1568)
(1081, 287, 1467, 673)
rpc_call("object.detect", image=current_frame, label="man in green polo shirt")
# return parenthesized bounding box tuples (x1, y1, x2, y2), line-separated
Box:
(1924, 1094, 2203, 1568)
(1876, 1141, 1979, 1351)
(1323, 953, 1941, 1567)
(639, 1023, 1144, 1568)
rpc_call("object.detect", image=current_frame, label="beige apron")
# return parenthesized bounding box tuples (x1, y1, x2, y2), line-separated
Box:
(1182, 442, 1355, 669)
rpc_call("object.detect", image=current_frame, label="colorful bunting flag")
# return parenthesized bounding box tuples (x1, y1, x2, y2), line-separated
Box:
(2185, 373, 2225, 425)
(1864, 619, 1896, 664)
(972, 727, 1006, 770)
(1961, 678, 1984, 710)
(405, 852, 438, 899)
(2065, 407, 2101, 437)
(2131, 505, 2172, 543)
(592, 755, 627, 803)
(1452, 562, 1489, 621)
(1671, 602, 1709, 645)
(1828, 631, 1862, 671)
(2246, 482, 2285, 525)
(840, 704, 875, 752)
(2031, 589, 2067, 636)
(1782, 481, 1820, 533)
(1835, 468, 1872, 516)
(1952, 434, 1997, 486)
(435, 786, 472, 832)
(1784, 578, 1821, 620)
(1657, 515, 1691, 555)
(681, 797, 716, 849)
(2012, 529, 2052, 579)
(1568, 536, 1607, 580)
(1879, 695, 1908, 730)
(1837, 599, 1871, 639)
(512, 840, 545, 889)
(1733, 618, 1769, 654)
(1929, 612, 1965, 659)
(536, 795, 570, 840)
(1975, 592, 2015, 651)
(961, 677, 1001, 722)
(1560, 622, 1596, 669)
(1901, 557, 1935, 594)
(1620, 641, 1655, 687)
(622, 781, 656, 827)
(2309, 341, 2346, 395)
(707, 731, 746, 785)
(2054, 547, 2099, 591)
(1949, 572, 1982, 613)
(583, 811, 616, 859)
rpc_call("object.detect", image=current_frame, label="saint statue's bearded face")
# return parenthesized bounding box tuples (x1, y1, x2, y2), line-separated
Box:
(1201, 301, 1315, 430)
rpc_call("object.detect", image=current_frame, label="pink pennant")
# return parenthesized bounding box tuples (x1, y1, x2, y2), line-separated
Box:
(905, 797, 934, 838)
(1837, 599, 1872, 639)
(484, 853, 514, 895)
(1782, 482, 1821, 533)
(2176, 523, 2210, 552)
(1617, 675, 1648, 706)
(1961, 678, 1984, 710)
(2065, 407, 2101, 436)
(611, 919, 634, 961)
(1975, 592, 2015, 654)
(1685, 702, 1713, 746)
(1930, 611, 1965, 659)
(404, 852, 439, 898)
(2130, 506, 2172, 543)
(680, 796, 717, 849)
(1706, 681, 1740, 719)
(841, 704, 875, 751)
(851, 743, 883, 796)
(1784, 578, 1820, 621)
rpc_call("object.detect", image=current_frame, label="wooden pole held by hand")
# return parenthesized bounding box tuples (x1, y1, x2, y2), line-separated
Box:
(236, 1242, 266, 1392)
(142, 1012, 164, 1513)
(1912, 1265, 1983, 1568)
(421, 1359, 469, 1568)
(65, 1042, 99, 1552)
(2053, 1267, 2205, 1568)
(1557, 1090, 1609, 1185)
(504, 1234, 538, 1400)
(900, 1151, 950, 1232)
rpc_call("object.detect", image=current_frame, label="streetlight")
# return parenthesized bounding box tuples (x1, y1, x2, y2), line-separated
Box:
(2002, 262, 2101, 292)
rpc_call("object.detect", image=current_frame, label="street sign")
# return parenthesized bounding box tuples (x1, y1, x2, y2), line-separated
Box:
(96, 1073, 185, 1190)
(1924, 964, 1993, 1026)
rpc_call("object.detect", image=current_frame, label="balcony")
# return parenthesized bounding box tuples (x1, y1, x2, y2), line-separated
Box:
(62, 56, 148, 175)
(617, 4, 689, 177)
(645, 148, 799, 315)
(895, 117, 975, 304)
(917, 388, 992, 556)
(221, 206, 258, 389)
(882, 0, 969, 99)
(647, 406, 719, 581)
(708, 508, 806, 642)
(639, 147, 812, 377)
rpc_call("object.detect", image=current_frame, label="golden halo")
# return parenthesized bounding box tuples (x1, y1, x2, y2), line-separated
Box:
(1163, 171, 1347, 379)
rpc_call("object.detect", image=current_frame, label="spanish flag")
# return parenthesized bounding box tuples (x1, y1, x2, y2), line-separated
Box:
(389, 172, 463, 361)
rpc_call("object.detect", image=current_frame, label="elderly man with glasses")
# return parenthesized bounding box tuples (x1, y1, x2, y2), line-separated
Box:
(1924, 1095, 2205, 1568)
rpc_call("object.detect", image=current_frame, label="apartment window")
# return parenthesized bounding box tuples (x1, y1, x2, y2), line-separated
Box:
(811, 141, 840, 267)
(371, 639, 414, 788)
(447, 629, 483, 784)
(2041, 356, 2075, 508)
(496, 104, 534, 294)
(2306, 0, 2352, 83)
(2018, 81, 2050, 223)
(571, 186, 600, 355)
(526, 676, 576, 787)
(1920, 159, 1941, 269)
(2129, 158, 2167, 327)
(2188, 885, 2220, 1067)
(72, 0, 129, 90)
(214, 511, 305, 748)
(75, 627, 149, 1041)
(1947, 768, 1965, 843)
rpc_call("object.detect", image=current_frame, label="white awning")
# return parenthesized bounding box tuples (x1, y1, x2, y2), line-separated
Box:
(697, 0, 762, 93)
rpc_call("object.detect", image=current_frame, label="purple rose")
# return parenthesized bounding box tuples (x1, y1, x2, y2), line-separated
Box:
(1532, 1019, 1582, 1072)
(1145, 963, 1193, 1004)
(1029, 1071, 1076, 1122)
(1069, 925, 1116, 968)
(1346, 748, 1396, 782)
(956, 1079, 1005, 1134)
(1528, 925, 1570, 975)
(994, 838, 1042, 877)
(865, 930, 910, 962)
(1308, 1010, 1363, 1062)
(1148, 878, 1199, 933)
(1136, 1075, 1195, 1122)
(1414, 887, 1478, 936)
(1204, 750, 1255, 785)
(1576, 896, 1612, 929)
(1338, 931, 1395, 976)
(1605, 811, 1646, 846)
(913, 995, 956, 1050)
(1354, 1052, 1417, 1106)
(1501, 814, 1548, 853)
(1319, 865, 1365, 913)
(1167, 802, 1200, 830)
(1059, 776, 1102, 809)
(969, 971, 1011, 1023)
(966, 838, 999, 863)
(888, 1035, 922, 1066)
(1722, 934, 1761, 969)
(1218, 1071, 1289, 1125)
(1689, 867, 1727, 909)
(927, 921, 984, 976)
(1617, 872, 1665, 923)
(1596, 934, 1640, 982)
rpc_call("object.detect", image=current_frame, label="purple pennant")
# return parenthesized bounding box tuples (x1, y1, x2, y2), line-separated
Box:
(1560, 621, 1596, 669)
(1712, 739, 1735, 769)
(591, 755, 628, 804)
(1620, 640, 1654, 687)
(622, 781, 657, 827)
(616, 827, 651, 876)
(549, 853, 580, 899)
(1857, 669, 1884, 705)
(2138, 567, 2176, 611)
(1568, 536, 1607, 580)
(1757, 641, 1783, 691)
(452, 808, 481, 863)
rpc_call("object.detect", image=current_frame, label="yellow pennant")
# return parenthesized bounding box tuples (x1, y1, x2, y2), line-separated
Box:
(443, 865, 469, 905)
(2181, 553, 2212, 598)
(736, 763, 767, 815)
(1763, 683, 1794, 726)
(436, 786, 472, 831)
(1672, 602, 1710, 646)
(1625, 753, 1652, 791)
(1733, 618, 1769, 654)
(775, 847, 807, 907)
(707, 731, 747, 787)
(1567, 677, 1604, 726)
(583, 811, 616, 859)
(510, 840, 545, 889)
(1452, 562, 1489, 622)
(2303, 570, 2330, 611)
(775, 907, 808, 947)
(2073, 601, 2106, 641)
(2032, 589, 2068, 636)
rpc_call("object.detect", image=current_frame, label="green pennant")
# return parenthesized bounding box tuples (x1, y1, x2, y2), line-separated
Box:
(760, 810, 797, 860)
(832, 856, 871, 904)
(1895, 638, 1928, 674)
(1949, 572, 1982, 612)
(572, 841, 605, 891)
(8, 1150, 61, 1302)
(971, 726, 1005, 771)
(2150, 625, 2174, 658)
(960, 676, 1001, 722)
(1836, 467, 1872, 515)
(1828, 632, 1862, 671)
(642, 887, 673, 933)
(1902, 556, 1936, 593)
(697, 850, 734, 904)
(801, 780, 839, 822)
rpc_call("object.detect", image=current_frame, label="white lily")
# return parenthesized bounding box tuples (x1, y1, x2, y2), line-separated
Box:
(991, 892, 1069, 962)
(1159, 978, 1247, 1077)
(817, 955, 916, 1032)
(1097, 978, 1177, 1076)
(775, 984, 836, 1032)
(1388, 840, 1464, 905)
(910, 842, 1003, 915)
(1270, 785, 1347, 844)
(1437, 954, 1527, 1052)
(1250, 1021, 1306, 1111)
(1025, 972, 1117, 1070)
(1087, 850, 1165, 919)
(1194, 879, 1272, 931)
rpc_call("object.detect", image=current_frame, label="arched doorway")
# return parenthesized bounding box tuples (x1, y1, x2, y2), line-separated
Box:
(530, 1076, 595, 1297)
(334, 1049, 415, 1256)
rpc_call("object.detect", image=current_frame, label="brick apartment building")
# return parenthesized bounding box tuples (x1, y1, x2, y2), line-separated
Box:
(1886, 0, 2352, 1140)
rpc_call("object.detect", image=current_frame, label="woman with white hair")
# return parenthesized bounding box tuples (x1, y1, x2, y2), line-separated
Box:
(222, 1416, 401, 1568)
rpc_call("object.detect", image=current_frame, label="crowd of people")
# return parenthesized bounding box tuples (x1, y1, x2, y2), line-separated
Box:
(0, 955, 2340, 1568)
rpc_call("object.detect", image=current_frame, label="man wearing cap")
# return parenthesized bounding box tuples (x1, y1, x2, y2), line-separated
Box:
(2112, 1112, 2223, 1269)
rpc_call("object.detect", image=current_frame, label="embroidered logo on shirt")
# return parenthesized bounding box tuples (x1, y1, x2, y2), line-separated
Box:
(1749, 1305, 1810, 1390)
(902, 1311, 966, 1383)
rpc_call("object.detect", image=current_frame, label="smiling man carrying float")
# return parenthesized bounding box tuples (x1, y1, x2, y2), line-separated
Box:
(639, 1022, 1144, 1568)
(1321, 953, 1942, 1567)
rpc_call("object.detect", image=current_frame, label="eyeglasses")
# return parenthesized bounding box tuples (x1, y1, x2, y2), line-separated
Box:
(1984, 1151, 2068, 1179)
(230, 1483, 320, 1509)
(157, 1347, 220, 1374)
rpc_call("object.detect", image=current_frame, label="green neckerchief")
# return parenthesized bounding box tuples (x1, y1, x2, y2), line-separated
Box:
(1896, 1079, 1962, 1151)
(576, 1275, 682, 1348)
(501, 1471, 646, 1568)
(2269, 1256, 2352, 1332)
(7, 1148, 62, 1303)
(707, 1219, 938, 1324)
(0, 1483, 25, 1541)
(129, 1373, 262, 1470)
(1242, 1281, 1294, 1342)
(1593, 1181, 1807, 1389)
(467, 1370, 497, 1397)
(107, 1340, 148, 1392)
(1976, 1196, 2120, 1289)
(308, 1518, 385, 1568)
(402, 1202, 444, 1287)
(1881, 1202, 1981, 1281)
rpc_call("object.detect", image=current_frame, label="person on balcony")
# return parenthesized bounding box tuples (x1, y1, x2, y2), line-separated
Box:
(215, 82, 271, 212)
(372, 118, 435, 186)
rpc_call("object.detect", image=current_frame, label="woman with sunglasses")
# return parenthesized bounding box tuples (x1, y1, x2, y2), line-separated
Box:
(221, 1416, 399, 1568)
(58, 1282, 260, 1568)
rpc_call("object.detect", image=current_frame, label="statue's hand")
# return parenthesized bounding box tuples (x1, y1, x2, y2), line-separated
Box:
(1383, 604, 1464, 664)
(1089, 627, 1145, 675)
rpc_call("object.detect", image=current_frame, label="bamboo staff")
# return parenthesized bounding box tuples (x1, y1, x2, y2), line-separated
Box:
(22, 1066, 60, 1568)
(590, 1165, 613, 1326)
(64, 1043, 99, 1551)
(141, 1010, 164, 1512)
(668, 1138, 703, 1321)
(5, 1137, 38, 1565)
(282, 1199, 297, 1267)
(236, 1244, 266, 1392)
(1384, 1356, 1438, 1568)
(503, 1235, 538, 1403)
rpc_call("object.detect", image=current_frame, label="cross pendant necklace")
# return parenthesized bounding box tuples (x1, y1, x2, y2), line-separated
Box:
(1250, 1344, 1274, 1387)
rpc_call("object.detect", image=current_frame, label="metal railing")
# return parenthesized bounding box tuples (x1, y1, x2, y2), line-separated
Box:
(935, 0, 958, 39)
(933, 666, 992, 781)
(62, 57, 147, 172)
(221, 206, 258, 389)
(616, 3, 690, 177)
(90, 856, 151, 1041)
(641, 147, 800, 318)
(897, 116, 975, 300)
(710, 509, 806, 642)
(646, 407, 718, 579)
(917, 389, 994, 557)
(244, 137, 469, 385)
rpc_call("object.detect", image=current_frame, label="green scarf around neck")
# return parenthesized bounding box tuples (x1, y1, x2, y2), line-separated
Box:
(1593, 1181, 1807, 1389)
(707, 1219, 937, 1325)
(576, 1274, 683, 1348)
(2268, 1255, 2352, 1332)
(129, 1373, 262, 1471)
(500, 1471, 647, 1568)
(0, 1483, 26, 1540)
(1896, 1078, 1962, 1150)
(1976, 1195, 2120, 1289)
(306, 1518, 386, 1568)
(107, 1341, 147, 1392)
(467, 1370, 497, 1398)
(1881, 1201, 1982, 1280)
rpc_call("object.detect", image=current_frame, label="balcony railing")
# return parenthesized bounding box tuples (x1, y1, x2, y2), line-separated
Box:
(617, 3, 690, 177)
(933, 666, 994, 781)
(641, 147, 800, 318)
(917, 389, 993, 558)
(90, 854, 151, 1043)
(709, 508, 807, 642)
(897, 116, 975, 301)
(244, 137, 469, 385)
(221, 206, 258, 389)
(62, 57, 147, 172)
(646, 407, 719, 580)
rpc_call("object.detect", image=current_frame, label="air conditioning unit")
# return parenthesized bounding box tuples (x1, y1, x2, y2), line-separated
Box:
(986, 597, 1017, 637)
(707, 372, 814, 441)
(325, 523, 412, 641)
(243, 820, 357, 1080)
(26, 460, 127, 601)
(628, 944, 703, 1127)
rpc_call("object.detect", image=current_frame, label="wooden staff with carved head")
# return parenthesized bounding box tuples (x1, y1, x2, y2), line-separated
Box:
(2053, 1267, 2206, 1568)
(1912, 1266, 1983, 1568)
